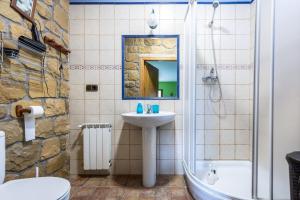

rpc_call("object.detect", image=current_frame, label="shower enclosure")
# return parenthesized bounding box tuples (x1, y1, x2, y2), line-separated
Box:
(183, 0, 300, 199)
(183, 0, 255, 199)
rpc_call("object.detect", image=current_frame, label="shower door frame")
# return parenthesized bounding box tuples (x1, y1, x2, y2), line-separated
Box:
(183, 0, 197, 173)
(252, 0, 260, 198)
(252, 0, 276, 199)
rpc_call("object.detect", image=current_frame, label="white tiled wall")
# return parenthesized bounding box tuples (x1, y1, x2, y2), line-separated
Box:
(69, 4, 186, 175)
(195, 3, 254, 161)
(69, 3, 255, 175)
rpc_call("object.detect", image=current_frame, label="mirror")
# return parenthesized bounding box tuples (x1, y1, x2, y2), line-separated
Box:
(122, 35, 179, 100)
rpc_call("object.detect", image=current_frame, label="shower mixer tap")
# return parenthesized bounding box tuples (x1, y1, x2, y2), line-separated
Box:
(202, 68, 219, 84)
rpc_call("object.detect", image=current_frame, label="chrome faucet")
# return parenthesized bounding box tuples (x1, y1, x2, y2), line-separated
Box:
(145, 104, 152, 114)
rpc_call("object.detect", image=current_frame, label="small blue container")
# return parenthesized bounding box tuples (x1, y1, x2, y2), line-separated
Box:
(137, 102, 143, 114)
(152, 104, 159, 113)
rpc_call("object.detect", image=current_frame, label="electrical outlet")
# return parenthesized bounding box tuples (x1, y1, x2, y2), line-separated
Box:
(86, 84, 98, 92)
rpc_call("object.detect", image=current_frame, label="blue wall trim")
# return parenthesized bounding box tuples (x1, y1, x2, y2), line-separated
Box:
(121, 35, 180, 100)
(70, 0, 254, 5)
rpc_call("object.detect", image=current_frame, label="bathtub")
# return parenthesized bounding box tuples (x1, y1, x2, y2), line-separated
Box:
(183, 161, 253, 200)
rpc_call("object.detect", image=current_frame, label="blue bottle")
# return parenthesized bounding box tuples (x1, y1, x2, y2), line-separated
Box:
(152, 104, 159, 113)
(136, 102, 143, 114)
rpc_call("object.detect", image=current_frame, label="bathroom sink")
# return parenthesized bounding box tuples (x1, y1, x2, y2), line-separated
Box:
(121, 111, 175, 188)
(121, 111, 175, 128)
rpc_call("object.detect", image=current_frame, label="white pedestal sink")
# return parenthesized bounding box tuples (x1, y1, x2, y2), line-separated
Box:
(121, 111, 176, 187)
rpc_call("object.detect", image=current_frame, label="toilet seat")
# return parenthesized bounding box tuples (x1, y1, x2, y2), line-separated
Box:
(0, 177, 70, 200)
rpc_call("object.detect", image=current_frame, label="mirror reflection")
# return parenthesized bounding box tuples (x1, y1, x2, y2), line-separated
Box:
(122, 35, 179, 99)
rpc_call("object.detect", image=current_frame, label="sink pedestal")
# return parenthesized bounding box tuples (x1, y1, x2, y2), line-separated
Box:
(121, 111, 175, 188)
(142, 127, 156, 187)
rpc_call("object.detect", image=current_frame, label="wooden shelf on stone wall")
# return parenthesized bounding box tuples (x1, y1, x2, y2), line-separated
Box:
(44, 36, 71, 55)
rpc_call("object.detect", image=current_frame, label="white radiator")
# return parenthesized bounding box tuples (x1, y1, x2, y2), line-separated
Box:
(80, 123, 112, 170)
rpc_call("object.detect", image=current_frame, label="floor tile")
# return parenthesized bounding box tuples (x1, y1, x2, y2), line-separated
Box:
(69, 175, 193, 200)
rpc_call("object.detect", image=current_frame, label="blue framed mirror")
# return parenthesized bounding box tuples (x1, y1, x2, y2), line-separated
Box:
(122, 35, 180, 100)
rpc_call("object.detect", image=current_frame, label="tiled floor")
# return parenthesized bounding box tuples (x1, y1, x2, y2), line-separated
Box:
(70, 175, 193, 200)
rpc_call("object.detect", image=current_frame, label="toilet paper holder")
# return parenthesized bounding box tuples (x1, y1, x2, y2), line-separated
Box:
(15, 105, 31, 117)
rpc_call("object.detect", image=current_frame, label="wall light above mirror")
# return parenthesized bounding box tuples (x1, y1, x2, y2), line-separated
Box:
(122, 35, 180, 100)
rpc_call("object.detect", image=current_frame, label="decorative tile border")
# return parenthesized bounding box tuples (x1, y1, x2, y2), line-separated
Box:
(68, 64, 253, 71)
(69, 65, 122, 70)
(197, 64, 253, 70)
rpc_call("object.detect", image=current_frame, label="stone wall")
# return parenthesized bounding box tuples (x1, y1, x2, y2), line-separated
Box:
(124, 38, 177, 97)
(0, 0, 70, 180)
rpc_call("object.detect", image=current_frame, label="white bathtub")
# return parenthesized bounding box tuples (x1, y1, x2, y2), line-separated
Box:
(183, 161, 253, 200)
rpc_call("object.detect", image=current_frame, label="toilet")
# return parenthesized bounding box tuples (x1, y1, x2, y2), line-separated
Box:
(0, 131, 71, 200)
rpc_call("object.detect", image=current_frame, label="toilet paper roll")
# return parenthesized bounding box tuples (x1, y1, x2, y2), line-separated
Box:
(24, 106, 44, 141)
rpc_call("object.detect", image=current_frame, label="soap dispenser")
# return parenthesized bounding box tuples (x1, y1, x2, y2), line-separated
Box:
(136, 102, 143, 114)
(206, 164, 219, 185)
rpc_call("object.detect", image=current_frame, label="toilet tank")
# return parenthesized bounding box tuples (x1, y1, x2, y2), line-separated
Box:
(0, 131, 5, 184)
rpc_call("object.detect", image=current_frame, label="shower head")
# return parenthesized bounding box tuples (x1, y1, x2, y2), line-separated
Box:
(208, 0, 220, 28)
(212, 0, 220, 9)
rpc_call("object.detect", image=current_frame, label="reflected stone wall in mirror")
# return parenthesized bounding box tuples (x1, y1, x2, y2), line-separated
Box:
(122, 35, 180, 100)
